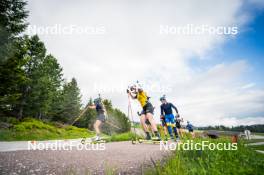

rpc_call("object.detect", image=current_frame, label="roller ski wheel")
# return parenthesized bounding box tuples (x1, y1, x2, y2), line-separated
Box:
(91, 139, 106, 144)
(91, 136, 106, 144)
(131, 139, 137, 144)
(81, 137, 106, 144)
(138, 138, 161, 144)
(151, 136, 161, 141)
(81, 138, 86, 144)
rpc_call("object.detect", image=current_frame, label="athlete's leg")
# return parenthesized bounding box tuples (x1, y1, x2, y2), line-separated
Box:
(170, 116, 179, 139)
(140, 114, 152, 139)
(164, 126, 168, 140)
(145, 119, 154, 136)
(160, 120, 168, 140)
(140, 114, 148, 132)
(179, 128, 184, 138)
(178, 128, 182, 138)
(145, 113, 158, 131)
(146, 113, 161, 140)
(165, 116, 173, 138)
(94, 119, 102, 138)
(163, 125, 168, 136)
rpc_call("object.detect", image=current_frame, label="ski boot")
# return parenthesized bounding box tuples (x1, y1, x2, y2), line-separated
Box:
(152, 132, 161, 141)
(146, 134, 151, 140)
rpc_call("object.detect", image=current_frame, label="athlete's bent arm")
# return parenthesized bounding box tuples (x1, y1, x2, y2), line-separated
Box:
(88, 105, 96, 109)
(160, 106, 164, 116)
(171, 103, 179, 114)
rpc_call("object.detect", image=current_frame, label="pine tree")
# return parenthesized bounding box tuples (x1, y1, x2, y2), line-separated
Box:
(2, 35, 63, 119)
(0, 0, 28, 117)
(0, 0, 28, 62)
(53, 78, 82, 123)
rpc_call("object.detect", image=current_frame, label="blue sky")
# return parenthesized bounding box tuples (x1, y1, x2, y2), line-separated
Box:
(190, 9, 264, 88)
(222, 9, 264, 87)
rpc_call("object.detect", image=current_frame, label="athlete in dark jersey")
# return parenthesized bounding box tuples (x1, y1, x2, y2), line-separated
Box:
(95, 102, 106, 121)
(88, 98, 107, 141)
(160, 95, 180, 140)
(160, 103, 178, 116)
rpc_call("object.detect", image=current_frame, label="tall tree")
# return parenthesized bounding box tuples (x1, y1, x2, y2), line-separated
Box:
(0, 0, 28, 62)
(53, 78, 82, 123)
(22, 52, 63, 119)
(0, 0, 28, 116)
(16, 35, 46, 118)
(2, 35, 63, 119)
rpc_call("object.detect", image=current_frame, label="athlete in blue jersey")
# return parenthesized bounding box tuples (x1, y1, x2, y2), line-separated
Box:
(160, 95, 180, 140)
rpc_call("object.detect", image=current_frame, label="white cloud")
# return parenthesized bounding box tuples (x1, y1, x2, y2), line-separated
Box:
(241, 83, 255, 89)
(25, 0, 264, 126)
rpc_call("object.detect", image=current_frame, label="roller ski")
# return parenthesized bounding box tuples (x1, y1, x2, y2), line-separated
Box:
(137, 135, 163, 144)
(135, 131, 163, 144)
(81, 136, 106, 144)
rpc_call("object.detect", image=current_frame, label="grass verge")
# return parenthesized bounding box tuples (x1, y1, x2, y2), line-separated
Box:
(0, 118, 93, 141)
(108, 132, 140, 142)
(145, 137, 264, 175)
(248, 144, 264, 151)
(0, 118, 140, 142)
(245, 139, 264, 144)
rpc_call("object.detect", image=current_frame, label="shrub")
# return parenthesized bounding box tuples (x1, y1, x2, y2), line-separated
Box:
(0, 117, 19, 124)
(14, 125, 26, 132)
(13, 119, 56, 132)
(6, 117, 19, 125)
(64, 125, 76, 131)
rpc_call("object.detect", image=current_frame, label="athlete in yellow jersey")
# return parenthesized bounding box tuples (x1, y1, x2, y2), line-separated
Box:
(127, 84, 161, 140)
(137, 91, 148, 107)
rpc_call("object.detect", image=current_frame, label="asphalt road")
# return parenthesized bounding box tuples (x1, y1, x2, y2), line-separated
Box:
(0, 141, 170, 175)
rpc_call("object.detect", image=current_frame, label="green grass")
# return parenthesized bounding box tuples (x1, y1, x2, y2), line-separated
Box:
(248, 144, 264, 151)
(0, 118, 140, 142)
(107, 132, 141, 142)
(145, 137, 264, 175)
(132, 123, 141, 128)
(245, 139, 264, 144)
(0, 118, 93, 141)
(253, 133, 264, 136)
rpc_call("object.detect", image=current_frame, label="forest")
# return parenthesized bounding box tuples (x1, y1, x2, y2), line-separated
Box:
(0, 0, 130, 133)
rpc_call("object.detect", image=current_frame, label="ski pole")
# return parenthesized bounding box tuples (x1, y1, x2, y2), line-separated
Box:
(105, 121, 121, 130)
(71, 105, 89, 125)
(128, 94, 137, 142)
